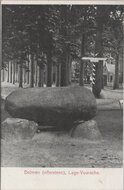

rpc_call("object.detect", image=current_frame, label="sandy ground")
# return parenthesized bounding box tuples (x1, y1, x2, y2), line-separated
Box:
(1, 83, 123, 167)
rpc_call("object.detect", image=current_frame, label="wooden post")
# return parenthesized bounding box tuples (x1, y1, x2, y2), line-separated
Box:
(82, 57, 106, 96)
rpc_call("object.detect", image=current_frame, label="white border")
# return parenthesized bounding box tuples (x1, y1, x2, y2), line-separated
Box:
(1, 0, 124, 5)
(1, 1, 123, 190)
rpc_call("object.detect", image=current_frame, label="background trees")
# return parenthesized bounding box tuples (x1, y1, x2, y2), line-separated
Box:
(102, 6, 124, 89)
(2, 5, 123, 95)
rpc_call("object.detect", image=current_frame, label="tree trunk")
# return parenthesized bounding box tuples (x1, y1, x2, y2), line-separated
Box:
(30, 53, 34, 88)
(66, 53, 71, 86)
(15, 62, 18, 83)
(56, 64, 61, 87)
(38, 65, 41, 87)
(60, 60, 67, 86)
(113, 55, 119, 89)
(23, 67, 26, 84)
(79, 32, 85, 86)
(19, 63, 23, 88)
(27, 59, 30, 84)
(79, 7, 87, 87)
(68, 56, 72, 84)
(92, 61, 103, 97)
(13, 60, 15, 84)
(2, 68, 4, 82)
(35, 61, 38, 86)
(10, 60, 12, 83)
(38, 65, 44, 87)
(7, 62, 9, 82)
(79, 60, 84, 86)
(92, 6, 103, 98)
(60, 52, 69, 87)
(101, 64, 104, 89)
(46, 52, 52, 87)
(60, 6, 70, 87)
(41, 68, 44, 87)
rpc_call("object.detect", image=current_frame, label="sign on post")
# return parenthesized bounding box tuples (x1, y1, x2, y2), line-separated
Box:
(81, 57, 107, 96)
(82, 57, 107, 62)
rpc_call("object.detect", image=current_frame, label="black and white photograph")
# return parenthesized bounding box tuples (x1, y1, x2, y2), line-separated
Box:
(1, 3, 123, 171)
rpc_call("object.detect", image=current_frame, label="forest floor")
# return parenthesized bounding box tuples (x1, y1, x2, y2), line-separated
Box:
(1, 82, 123, 167)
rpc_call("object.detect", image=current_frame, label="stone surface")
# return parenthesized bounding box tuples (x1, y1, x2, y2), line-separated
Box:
(70, 120, 101, 140)
(5, 86, 97, 130)
(2, 118, 38, 141)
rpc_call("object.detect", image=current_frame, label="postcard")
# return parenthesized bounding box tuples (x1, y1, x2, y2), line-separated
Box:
(1, 0, 123, 189)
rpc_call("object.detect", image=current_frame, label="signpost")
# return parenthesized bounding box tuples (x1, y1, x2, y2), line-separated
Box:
(82, 57, 107, 96)
(82, 57, 106, 62)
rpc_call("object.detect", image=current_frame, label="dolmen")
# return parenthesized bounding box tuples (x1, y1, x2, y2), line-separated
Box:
(5, 86, 97, 130)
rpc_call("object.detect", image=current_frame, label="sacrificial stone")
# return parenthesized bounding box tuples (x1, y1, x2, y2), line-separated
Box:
(2, 118, 38, 141)
(5, 86, 97, 130)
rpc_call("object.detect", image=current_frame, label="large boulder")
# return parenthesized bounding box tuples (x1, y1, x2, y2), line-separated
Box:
(5, 86, 97, 130)
(2, 118, 38, 141)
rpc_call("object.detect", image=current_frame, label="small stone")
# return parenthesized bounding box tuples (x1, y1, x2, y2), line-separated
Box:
(101, 156, 108, 160)
(101, 156, 108, 159)
(89, 156, 94, 160)
(104, 149, 107, 151)
(71, 144, 76, 146)
(37, 129, 41, 133)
